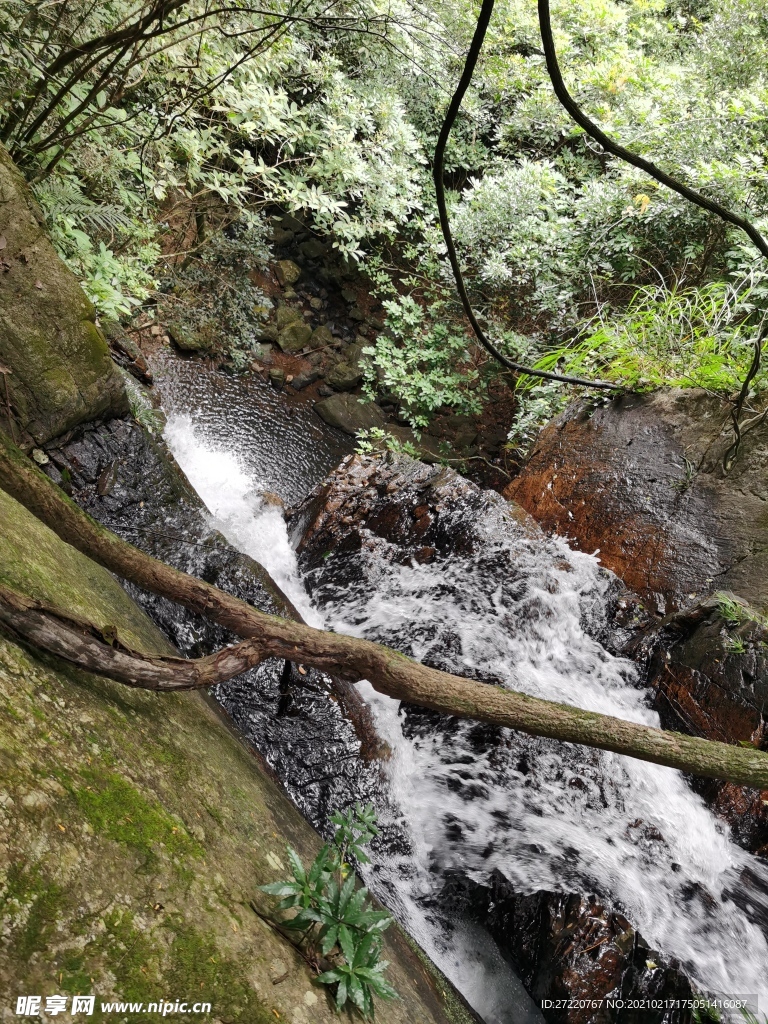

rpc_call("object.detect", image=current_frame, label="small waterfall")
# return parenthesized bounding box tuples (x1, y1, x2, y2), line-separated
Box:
(315, 508, 768, 1009)
(158, 363, 767, 1021)
(164, 413, 318, 625)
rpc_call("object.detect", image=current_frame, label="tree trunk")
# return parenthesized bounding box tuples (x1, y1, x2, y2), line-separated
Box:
(1, 430, 767, 790)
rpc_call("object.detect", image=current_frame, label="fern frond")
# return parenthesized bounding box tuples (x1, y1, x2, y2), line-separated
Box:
(32, 176, 134, 234)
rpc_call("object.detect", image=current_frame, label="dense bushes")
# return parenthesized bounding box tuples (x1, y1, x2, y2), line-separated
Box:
(1, 0, 767, 428)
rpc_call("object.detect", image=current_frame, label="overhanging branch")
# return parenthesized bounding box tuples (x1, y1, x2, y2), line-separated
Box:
(1, 431, 767, 790)
(432, 0, 621, 392)
(538, 0, 768, 262)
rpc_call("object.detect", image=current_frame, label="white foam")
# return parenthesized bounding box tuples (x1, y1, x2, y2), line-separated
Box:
(164, 411, 768, 1016)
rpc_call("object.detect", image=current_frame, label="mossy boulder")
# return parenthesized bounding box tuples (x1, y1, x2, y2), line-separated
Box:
(275, 260, 301, 286)
(325, 360, 362, 391)
(0, 145, 127, 447)
(314, 393, 386, 434)
(0, 487, 475, 1024)
(277, 321, 312, 353)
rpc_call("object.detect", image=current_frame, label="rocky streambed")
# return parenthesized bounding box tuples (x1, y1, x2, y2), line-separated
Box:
(33, 347, 768, 1023)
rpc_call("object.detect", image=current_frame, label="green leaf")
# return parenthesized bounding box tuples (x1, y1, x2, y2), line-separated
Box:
(338, 923, 356, 965)
(316, 970, 343, 986)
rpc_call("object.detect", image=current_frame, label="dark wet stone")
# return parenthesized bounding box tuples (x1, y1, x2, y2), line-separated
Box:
(627, 594, 768, 854)
(506, 389, 768, 615)
(441, 872, 694, 1024)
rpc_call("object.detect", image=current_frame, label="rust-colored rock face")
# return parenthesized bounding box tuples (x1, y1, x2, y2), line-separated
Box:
(633, 596, 768, 854)
(505, 390, 768, 615)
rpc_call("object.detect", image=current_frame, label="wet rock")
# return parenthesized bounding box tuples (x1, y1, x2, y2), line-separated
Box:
(454, 875, 695, 1024)
(289, 368, 322, 391)
(275, 259, 301, 285)
(277, 321, 312, 353)
(631, 594, 768, 853)
(505, 389, 768, 614)
(269, 367, 286, 388)
(314, 393, 385, 434)
(311, 324, 334, 347)
(167, 321, 212, 352)
(326, 360, 363, 391)
(103, 320, 153, 385)
(0, 506, 473, 1024)
(289, 452, 535, 573)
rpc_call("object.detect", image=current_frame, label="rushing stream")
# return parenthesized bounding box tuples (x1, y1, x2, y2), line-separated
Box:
(154, 356, 768, 1022)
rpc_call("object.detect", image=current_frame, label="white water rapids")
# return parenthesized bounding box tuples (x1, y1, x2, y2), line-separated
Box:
(162, 400, 768, 1022)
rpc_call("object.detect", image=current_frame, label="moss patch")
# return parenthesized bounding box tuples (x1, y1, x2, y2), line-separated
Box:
(0, 864, 66, 962)
(71, 769, 203, 868)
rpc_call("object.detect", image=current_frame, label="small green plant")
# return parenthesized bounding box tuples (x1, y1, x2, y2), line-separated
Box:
(260, 804, 397, 1019)
(723, 634, 747, 655)
(355, 427, 420, 459)
(715, 592, 751, 626)
(692, 1004, 721, 1023)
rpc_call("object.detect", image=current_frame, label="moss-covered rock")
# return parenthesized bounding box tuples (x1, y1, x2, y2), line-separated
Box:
(0, 486, 476, 1024)
(0, 145, 127, 447)
(0, 488, 171, 655)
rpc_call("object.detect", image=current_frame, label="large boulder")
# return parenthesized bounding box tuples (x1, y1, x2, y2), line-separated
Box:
(506, 389, 768, 615)
(630, 594, 768, 854)
(314, 392, 386, 434)
(0, 486, 477, 1024)
(0, 145, 127, 447)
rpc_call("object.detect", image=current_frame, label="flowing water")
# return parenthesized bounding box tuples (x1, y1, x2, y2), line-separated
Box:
(155, 356, 768, 1022)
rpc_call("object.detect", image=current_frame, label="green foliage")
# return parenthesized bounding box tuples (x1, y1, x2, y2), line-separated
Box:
(363, 293, 483, 428)
(504, 382, 571, 455)
(158, 221, 273, 366)
(737, 1007, 768, 1024)
(356, 427, 421, 459)
(716, 592, 752, 626)
(260, 803, 396, 1019)
(3, 0, 768, 424)
(530, 280, 768, 393)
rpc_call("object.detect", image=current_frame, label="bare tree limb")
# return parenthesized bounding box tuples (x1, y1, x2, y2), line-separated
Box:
(723, 324, 767, 471)
(538, 0, 768, 262)
(1, 431, 768, 789)
(432, 0, 621, 392)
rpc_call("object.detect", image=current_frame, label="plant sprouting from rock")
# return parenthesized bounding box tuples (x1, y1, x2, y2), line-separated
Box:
(259, 804, 397, 1019)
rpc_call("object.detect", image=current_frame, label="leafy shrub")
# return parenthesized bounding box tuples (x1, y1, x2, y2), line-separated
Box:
(260, 804, 397, 1019)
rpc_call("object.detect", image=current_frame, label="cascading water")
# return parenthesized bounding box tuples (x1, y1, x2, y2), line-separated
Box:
(156, 358, 768, 1022)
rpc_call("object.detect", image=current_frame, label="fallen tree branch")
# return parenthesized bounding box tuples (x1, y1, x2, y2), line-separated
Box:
(0, 582, 269, 691)
(1, 430, 767, 789)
